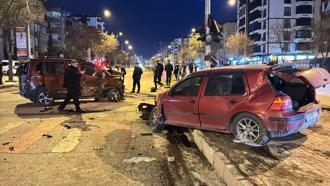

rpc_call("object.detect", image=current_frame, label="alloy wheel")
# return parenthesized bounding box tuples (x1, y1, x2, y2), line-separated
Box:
(38, 91, 53, 106)
(236, 118, 260, 143)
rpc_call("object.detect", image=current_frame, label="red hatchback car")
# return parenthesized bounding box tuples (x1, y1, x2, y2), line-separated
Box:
(152, 64, 330, 146)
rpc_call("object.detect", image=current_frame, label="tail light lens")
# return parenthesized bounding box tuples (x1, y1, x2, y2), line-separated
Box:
(271, 96, 293, 111)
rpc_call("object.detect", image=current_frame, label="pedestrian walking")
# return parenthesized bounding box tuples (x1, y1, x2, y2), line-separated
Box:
(58, 61, 84, 113)
(165, 60, 173, 86)
(174, 64, 179, 81)
(131, 63, 143, 93)
(194, 63, 198, 72)
(157, 60, 164, 84)
(181, 63, 187, 78)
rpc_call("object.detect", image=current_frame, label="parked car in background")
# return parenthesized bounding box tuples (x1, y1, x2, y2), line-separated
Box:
(151, 64, 330, 146)
(19, 58, 124, 106)
(1, 60, 20, 75)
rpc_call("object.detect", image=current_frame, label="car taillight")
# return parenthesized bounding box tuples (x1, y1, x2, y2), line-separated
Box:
(271, 96, 293, 111)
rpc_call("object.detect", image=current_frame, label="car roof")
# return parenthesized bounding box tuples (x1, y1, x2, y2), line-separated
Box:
(190, 64, 271, 76)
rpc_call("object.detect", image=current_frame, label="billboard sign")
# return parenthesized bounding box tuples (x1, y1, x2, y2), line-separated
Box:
(16, 27, 28, 57)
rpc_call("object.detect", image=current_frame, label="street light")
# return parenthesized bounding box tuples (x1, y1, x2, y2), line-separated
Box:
(103, 9, 111, 18)
(119, 32, 123, 36)
(191, 28, 196, 33)
(228, 0, 236, 6)
(125, 40, 130, 45)
(168, 45, 171, 49)
(128, 45, 133, 50)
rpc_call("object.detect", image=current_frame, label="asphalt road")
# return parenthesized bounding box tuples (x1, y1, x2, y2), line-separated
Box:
(0, 73, 222, 186)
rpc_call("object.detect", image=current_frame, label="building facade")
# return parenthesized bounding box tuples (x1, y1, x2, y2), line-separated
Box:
(47, 8, 66, 57)
(30, 22, 49, 58)
(74, 15, 106, 32)
(236, 0, 316, 64)
(169, 38, 188, 59)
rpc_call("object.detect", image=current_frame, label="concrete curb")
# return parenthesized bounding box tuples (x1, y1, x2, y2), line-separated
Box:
(192, 130, 253, 186)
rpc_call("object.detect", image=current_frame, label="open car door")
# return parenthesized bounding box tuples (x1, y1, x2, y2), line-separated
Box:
(296, 68, 330, 89)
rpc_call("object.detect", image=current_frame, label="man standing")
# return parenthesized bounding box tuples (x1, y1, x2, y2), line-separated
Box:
(174, 64, 179, 81)
(189, 62, 194, 74)
(58, 61, 84, 113)
(131, 63, 143, 93)
(157, 60, 164, 84)
(115, 63, 126, 83)
(165, 60, 173, 86)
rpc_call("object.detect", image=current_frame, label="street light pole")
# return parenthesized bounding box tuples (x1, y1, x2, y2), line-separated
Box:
(204, 0, 211, 67)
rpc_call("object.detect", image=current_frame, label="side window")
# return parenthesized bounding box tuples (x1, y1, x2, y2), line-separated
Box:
(204, 72, 246, 96)
(43, 63, 64, 75)
(172, 77, 203, 96)
(80, 64, 99, 76)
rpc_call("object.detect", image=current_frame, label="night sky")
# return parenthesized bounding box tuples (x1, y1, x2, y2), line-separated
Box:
(46, 0, 237, 58)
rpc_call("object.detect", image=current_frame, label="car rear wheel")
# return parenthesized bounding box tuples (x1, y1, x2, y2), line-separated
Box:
(36, 87, 54, 106)
(148, 107, 165, 133)
(232, 113, 269, 146)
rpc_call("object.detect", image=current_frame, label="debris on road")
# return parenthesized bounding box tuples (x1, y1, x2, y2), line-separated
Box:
(89, 118, 95, 120)
(93, 147, 103, 151)
(167, 157, 175, 162)
(9, 146, 14, 151)
(138, 103, 155, 120)
(123, 157, 156, 164)
(140, 133, 153, 136)
(2, 141, 10, 146)
(131, 135, 137, 138)
(62, 123, 72, 129)
(42, 134, 53, 138)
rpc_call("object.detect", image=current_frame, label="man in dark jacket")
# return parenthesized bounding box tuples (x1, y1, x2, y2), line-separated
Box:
(157, 60, 164, 84)
(188, 62, 194, 74)
(58, 61, 84, 113)
(165, 60, 173, 86)
(174, 64, 179, 81)
(131, 63, 143, 93)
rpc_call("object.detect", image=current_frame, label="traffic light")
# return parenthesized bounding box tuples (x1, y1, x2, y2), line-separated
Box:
(196, 15, 223, 44)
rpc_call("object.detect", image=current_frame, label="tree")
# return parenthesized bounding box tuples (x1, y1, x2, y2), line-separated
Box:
(270, 20, 293, 61)
(64, 24, 103, 59)
(93, 33, 119, 59)
(225, 32, 253, 57)
(313, 25, 330, 65)
(106, 48, 129, 66)
(178, 33, 205, 64)
(0, 0, 45, 81)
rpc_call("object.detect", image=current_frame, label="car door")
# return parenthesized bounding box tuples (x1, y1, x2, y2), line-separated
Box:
(163, 76, 204, 127)
(80, 63, 101, 97)
(199, 71, 247, 131)
(42, 61, 66, 98)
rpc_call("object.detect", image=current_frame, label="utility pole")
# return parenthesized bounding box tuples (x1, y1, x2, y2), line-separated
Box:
(204, 0, 211, 67)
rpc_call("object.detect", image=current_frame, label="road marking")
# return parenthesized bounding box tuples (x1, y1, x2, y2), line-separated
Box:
(0, 123, 23, 135)
(0, 121, 58, 153)
(51, 129, 82, 153)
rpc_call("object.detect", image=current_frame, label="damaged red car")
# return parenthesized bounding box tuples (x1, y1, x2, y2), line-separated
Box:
(19, 58, 124, 106)
(151, 64, 330, 146)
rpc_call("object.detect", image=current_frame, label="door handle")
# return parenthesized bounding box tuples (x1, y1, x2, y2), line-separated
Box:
(190, 100, 196, 104)
(229, 100, 237, 105)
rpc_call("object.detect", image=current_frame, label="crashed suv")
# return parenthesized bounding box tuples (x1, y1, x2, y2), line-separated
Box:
(150, 64, 330, 146)
(19, 58, 124, 106)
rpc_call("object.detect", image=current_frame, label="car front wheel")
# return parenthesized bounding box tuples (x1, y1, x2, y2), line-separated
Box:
(36, 87, 54, 106)
(148, 107, 165, 133)
(232, 113, 269, 146)
(106, 88, 122, 102)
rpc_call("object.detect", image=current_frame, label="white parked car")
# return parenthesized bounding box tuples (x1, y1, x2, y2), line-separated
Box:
(1, 60, 20, 75)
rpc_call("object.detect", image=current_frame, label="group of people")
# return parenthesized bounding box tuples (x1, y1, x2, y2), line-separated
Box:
(56, 60, 197, 113)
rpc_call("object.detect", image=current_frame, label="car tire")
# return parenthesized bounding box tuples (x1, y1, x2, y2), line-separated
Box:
(106, 88, 122, 102)
(148, 107, 165, 133)
(36, 87, 54, 106)
(232, 113, 269, 146)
